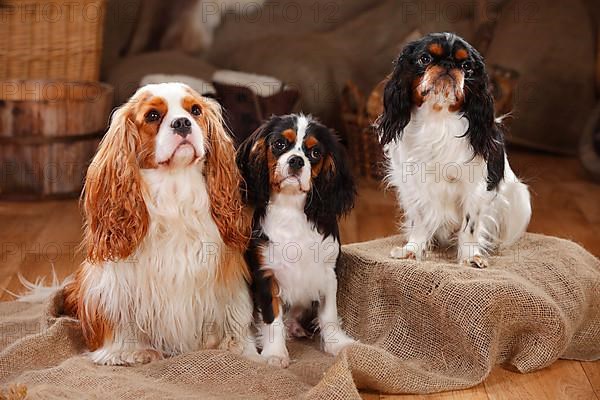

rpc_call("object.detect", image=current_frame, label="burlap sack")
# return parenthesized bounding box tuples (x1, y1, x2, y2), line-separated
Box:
(1, 233, 598, 399)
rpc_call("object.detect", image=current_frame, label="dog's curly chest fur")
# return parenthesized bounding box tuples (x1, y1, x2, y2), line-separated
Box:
(260, 193, 339, 307)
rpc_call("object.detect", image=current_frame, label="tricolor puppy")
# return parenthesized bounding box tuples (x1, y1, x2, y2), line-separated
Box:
(237, 114, 356, 367)
(62, 83, 257, 365)
(378, 33, 531, 268)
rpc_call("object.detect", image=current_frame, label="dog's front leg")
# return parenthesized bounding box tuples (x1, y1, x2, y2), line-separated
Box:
(458, 201, 491, 268)
(219, 293, 261, 361)
(259, 303, 289, 367)
(391, 212, 437, 261)
(319, 273, 356, 356)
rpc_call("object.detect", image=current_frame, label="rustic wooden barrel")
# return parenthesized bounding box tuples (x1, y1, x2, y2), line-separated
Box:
(0, 80, 113, 199)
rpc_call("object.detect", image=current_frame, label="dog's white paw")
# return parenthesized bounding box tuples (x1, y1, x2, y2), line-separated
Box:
(123, 348, 163, 365)
(91, 348, 163, 366)
(264, 354, 290, 368)
(88, 346, 164, 366)
(462, 255, 489, 269)
(261, 344, 290, 368)
(323, 333, 356, 356)
(390, 244, 423, 260)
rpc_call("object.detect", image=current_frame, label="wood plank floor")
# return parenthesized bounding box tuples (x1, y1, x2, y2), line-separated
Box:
(0, 148, 598, 399)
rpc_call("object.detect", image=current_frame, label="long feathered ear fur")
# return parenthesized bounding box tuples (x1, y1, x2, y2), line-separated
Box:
(236, 117, 279, 209)
(82, 102, 149, 263)
(201, 99, 250, 251)
(378, 44, 416, 145)
(306, 133, 356, 238)
(461, 50, 505, 191)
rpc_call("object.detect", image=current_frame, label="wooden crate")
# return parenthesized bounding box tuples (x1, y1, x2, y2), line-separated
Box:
(0, 80, 113, 199)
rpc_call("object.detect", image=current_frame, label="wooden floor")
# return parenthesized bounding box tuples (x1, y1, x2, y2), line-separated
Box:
(0, 148, 598, 399)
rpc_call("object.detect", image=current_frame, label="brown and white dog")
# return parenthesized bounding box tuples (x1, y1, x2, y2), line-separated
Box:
(60, 83, 257, 365)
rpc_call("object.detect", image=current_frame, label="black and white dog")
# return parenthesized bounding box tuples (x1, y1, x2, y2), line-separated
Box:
(378, 32, 531, 268)
(237, 114, 356, 367)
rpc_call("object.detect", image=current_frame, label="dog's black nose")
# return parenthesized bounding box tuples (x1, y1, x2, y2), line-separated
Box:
(288, 155, 305, 171)
(171, 117, 192, 137)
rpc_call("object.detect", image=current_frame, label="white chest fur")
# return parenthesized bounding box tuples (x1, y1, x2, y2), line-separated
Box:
(260, 193, 339, 307)
(385, 103, 486, 185)
(384, 103, 487, 231)
(86, 165, 240, 356)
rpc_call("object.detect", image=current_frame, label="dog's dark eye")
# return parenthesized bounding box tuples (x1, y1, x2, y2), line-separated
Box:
(191, 104, 202, 116)
(309, 148, 322, 160)
(145, 109, 161, 123)
(418, 54, 432, 66)
(273, 139, 287, 151)
(462, 61, 474, 76)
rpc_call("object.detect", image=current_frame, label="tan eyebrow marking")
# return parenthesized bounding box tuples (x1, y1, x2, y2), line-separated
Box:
(304, 136, 319, 149)
(136, 96, 167, 123)
(428, 43, 443, 56)
(455, 48, 468, 60)
(282, 129, 296, 142)
(182, 95, 201, 113)
(145, 96, 166, 108)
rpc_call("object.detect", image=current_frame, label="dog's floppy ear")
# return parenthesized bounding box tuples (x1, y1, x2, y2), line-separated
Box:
(461, 49, 505, 190)
(485, 134, 505, 191)
(82, 101, 149, 263)
(236, 117, 279, 208)
(378, 44, 417, 145)
(201, 99, 250, 251)
(307, 132, 356, 225)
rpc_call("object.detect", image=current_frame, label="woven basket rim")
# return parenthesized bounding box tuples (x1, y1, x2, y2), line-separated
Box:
(0, 0, 106, 82)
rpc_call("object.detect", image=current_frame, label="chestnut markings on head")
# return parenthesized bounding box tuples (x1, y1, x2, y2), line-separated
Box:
(378, 32, 505, 191)
(282, 129, 296, 143)
(428, 43, 443, 56)
(303, 135, 325, 178)
(237, 114, 356, 237)
(82, 83, 250, 265)
(455, 48, 469, 61)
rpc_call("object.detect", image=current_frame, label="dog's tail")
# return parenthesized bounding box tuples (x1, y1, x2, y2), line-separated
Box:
(14, 268, 72, 304)
(499, 178, 532, 246)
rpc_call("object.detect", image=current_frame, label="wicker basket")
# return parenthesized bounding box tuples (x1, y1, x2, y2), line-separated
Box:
(0, 0, 106, 81)
(340, 80, 386, 180)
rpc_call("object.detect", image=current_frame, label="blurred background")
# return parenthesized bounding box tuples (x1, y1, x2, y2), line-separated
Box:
(0, 3, 599, 397)
(1, 0, 600, 196)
